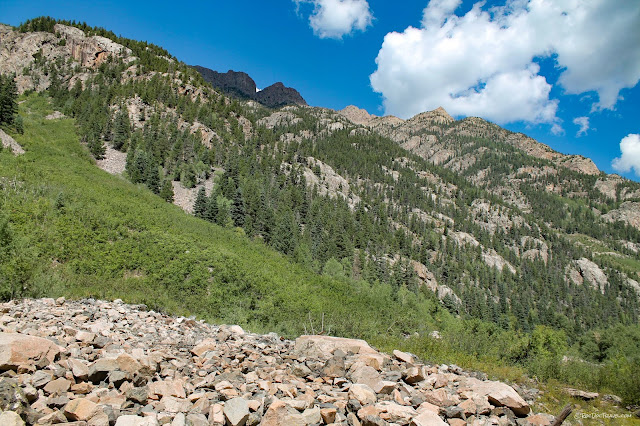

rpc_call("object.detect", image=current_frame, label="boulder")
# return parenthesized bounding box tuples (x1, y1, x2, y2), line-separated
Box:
(114, 415, 160, 426)
(0, 411, 25, 426)
(261, 400, 306, 426)
(224, 397, 250, 426)
(294, 335, 378, 359)
(0, 378, 30, 416)
(0, 333, 61, 370)
(410, 411, 448, 426)
(349, 384, 377, 406)
(462, 378, 530, 416)
(393, 350, 415, 364)
(565, 388, 599, 400)
(350, 365, 382, 389)
(64, 398, 99, 421)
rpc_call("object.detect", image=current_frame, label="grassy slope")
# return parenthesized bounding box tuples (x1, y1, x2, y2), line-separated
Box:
(0, 93, 438, 337)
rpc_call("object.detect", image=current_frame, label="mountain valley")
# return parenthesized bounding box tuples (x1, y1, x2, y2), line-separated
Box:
(0, 16, 639, 423)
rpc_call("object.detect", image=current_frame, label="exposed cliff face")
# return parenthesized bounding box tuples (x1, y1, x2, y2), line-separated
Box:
(193, 65, 307, 108)
(336, 105, 615, 222)
(603, 202, 640, 230)
(0, 24, 133, 93)
(191, 67, 257, 99)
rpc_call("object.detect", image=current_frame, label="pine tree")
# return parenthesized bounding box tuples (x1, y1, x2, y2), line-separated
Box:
(231, 187, 245, 227)
(193, 187, 207, 219)
(129, 150, 148, 184)
(272, 206, 298, 256)
(88, 135, 106, 159)
(146, 165, 160, 194)
(0, 74, 18, 125)
(204, 193, 218, 223)
(112, 107, 131, 150)
(159, 180, 174, 203)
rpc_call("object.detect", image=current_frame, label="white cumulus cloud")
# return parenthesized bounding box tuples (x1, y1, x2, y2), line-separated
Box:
(370, 0, 640, 123)
(612, 134, 640, 176)
(295, 0, 373, 39)
(573, 117, 590, 137)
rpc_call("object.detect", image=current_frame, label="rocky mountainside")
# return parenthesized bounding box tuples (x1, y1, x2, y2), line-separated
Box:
(193, 66, 307, 108)
(2, 19, 640, 332)
(338, 105, 606, 205)
(0, 298, 555, 426)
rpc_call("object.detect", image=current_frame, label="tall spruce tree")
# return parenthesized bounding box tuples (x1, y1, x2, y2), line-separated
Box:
(112, 107, 131, 150)
(159, 180, 174, 203)
(193, 187, 207, 219)
(0, 74, 18, 126)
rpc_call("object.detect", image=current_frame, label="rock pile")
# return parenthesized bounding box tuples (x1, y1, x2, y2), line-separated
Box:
(0, 298, 554, 425)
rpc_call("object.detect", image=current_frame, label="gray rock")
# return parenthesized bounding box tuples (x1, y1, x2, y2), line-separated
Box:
(224, 397, 250, 426)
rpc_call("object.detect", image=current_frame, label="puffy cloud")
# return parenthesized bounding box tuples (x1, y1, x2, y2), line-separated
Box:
(295, 0, 373, 39)
(370, 0, 640, 123)
(612, 134, 640, 176)
(573, 117, 590, 137)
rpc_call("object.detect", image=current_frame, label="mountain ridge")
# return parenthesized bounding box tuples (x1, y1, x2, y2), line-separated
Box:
(338, 104, 600, 176)
(192, 65, 307, 108)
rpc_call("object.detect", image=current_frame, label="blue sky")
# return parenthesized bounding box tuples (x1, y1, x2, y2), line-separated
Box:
(2, 0, 639, 180)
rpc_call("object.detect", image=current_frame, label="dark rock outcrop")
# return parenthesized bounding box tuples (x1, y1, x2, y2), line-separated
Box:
(193, 65, 307, 108)
(256, 82, 307, 108)
(192, 66, 257, 100)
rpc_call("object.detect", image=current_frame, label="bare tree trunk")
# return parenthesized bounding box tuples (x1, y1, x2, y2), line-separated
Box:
(551, 404, 573, 426)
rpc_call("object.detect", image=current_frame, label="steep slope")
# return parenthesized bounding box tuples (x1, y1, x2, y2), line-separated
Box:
(0, 94, 439, 339)
(193, 65, 307, 108)
(4, 18, 639, 335)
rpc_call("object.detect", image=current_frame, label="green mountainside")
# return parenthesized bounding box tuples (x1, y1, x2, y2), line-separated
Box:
(0, 17, 639, 407)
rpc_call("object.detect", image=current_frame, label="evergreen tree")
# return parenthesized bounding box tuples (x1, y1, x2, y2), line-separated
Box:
(204, 192, 218, 223)
(87, 135, 106, 159)
(129, 150, 148, 183)
(112, 107, 131, 150)
(272, 207, 298, 256)
(146, 165, 160, 194)
(193, 187, 207, 219)
(231, 187, 245, 227)
(159, 179, 174, 203)
(0, 74, 18, 126)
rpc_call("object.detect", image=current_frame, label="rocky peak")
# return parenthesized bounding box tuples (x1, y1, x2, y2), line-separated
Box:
(557, 155, 600, 175)
(53, 24, 132, 68)
(192, 67, 257, 99)
(339, 105, 374, 126)
(411, 107, 455, 125)
(256, 81, 307, 108)
(194, 65, 307, 108)
(0, 24, 133, 93)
